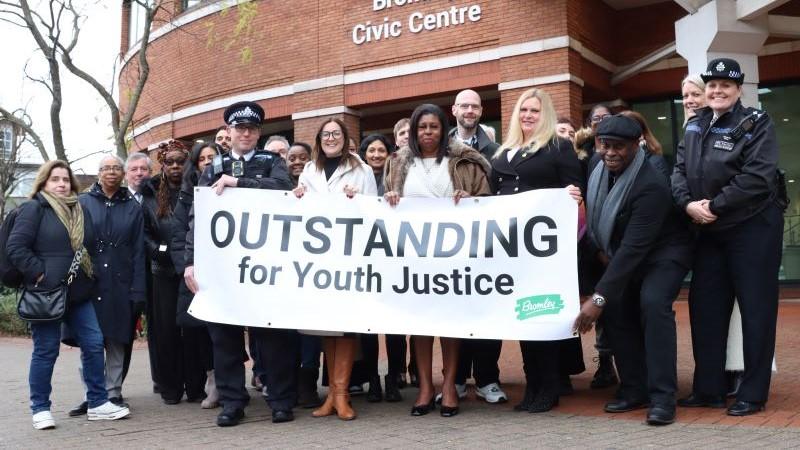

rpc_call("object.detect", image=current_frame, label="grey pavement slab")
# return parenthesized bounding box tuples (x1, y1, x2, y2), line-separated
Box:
(1, 338, 799, 449)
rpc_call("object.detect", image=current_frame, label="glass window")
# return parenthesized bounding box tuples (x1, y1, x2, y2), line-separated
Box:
(128, 1, 150, 49)
(0, 126, 12, 159)
(182, 0, 204, 10)
(629, 99, 679, 166)
(759, 85, 800, 281)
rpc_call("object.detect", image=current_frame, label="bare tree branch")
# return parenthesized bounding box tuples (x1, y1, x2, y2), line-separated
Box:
(0, 106, 50, 162)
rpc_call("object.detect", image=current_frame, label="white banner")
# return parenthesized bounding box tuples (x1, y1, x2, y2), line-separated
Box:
(189, 187, 579, 340)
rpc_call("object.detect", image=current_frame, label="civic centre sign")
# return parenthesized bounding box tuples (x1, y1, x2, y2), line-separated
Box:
(352, 1, 483, 45)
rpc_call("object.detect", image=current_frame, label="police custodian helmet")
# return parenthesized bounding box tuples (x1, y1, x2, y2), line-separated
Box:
(224, 101, 264, 126)
(701, 58, 745, 85)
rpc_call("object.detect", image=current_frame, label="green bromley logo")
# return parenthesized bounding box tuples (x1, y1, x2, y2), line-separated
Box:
(515, 295, 564, 320)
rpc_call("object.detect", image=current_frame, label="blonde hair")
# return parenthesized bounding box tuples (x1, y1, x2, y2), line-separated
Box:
(29, 160, 81, 198)
(681, 74, 705, 92)
(496, 88, 557, 159)
(681, 74, 706, 126)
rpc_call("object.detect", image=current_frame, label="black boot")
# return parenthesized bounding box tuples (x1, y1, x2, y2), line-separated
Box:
(367, 375, 383, 402)
(384, 374, 403, 402)
(297, 367, 322, 408)
(726, 370, 744, 398)
(514, 384, 535, 411)
(590, 355, 618, 389)
(528, 386, 559, 413)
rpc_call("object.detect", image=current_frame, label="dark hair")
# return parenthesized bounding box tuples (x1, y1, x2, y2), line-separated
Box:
(182, 142, 223, 191)
(586, 103, 611, 127)
(216, 125, 227, 133)
(557, 116, 576, 129)
(408, 104, 450, 163)
(312, 118, 359, 171)
(358, 134, 393, 160)
(290, 141, 312, 155)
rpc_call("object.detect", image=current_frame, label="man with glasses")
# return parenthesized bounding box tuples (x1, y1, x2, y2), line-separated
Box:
(183, 101, 297, 427)
(449, 89, 498, 161)
(446, 90, 506, 404)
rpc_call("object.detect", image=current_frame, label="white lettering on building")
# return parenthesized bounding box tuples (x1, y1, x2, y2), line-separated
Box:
(353, 2, 482, 45)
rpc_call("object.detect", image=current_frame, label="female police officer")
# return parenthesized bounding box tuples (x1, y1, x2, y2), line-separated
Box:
(672, 58, 784, 416)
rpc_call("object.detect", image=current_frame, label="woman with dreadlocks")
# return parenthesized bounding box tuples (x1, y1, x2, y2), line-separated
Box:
(141, 140, 201, 404)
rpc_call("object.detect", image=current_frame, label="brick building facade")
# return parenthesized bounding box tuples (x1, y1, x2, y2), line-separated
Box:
(120, 0, 799, 151)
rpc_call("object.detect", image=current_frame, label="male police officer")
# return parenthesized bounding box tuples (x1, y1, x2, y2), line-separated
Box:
(576, 115, 692, 426)
(183, 101, 298, 427)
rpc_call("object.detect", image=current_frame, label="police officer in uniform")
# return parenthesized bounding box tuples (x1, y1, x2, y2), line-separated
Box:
(183, 101, 299, 426)
(672, 58, 785, 416)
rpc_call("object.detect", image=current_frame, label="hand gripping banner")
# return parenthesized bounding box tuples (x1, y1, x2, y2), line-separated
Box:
(189, 187, 579, 340)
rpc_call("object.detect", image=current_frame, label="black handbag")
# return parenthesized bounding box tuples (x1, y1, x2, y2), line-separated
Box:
(17, 248, 83, 323)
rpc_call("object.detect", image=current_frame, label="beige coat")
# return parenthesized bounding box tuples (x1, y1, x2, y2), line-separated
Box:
(383, 138, 491, 197)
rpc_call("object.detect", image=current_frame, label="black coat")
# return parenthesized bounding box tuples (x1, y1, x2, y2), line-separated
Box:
(6, 194, 97, 303)
(589, 162, 692, 302)
(672, 100, 779, 231)
(141, 175, 180, 277)
(448, 124, 499, 162)
(489, 137, 593, 294)
(170, 179, 203, 327)
(489, 137, 584, 194)
(79, 183, 146, 344)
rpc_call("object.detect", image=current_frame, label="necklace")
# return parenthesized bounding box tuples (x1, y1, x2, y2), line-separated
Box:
(419, 157, 438, 175)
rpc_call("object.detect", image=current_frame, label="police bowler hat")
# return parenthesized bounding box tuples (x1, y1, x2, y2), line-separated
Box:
(595, 114, 642, 142)
(701, 58, 745, 85)
(224, 101, 264, 126)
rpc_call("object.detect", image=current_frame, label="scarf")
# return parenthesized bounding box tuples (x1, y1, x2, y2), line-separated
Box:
(586, 148, 646, 257)
(40, 191, 93, 279)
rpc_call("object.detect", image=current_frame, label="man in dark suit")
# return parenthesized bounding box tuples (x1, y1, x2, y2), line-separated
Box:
(575, 115, 692, 426)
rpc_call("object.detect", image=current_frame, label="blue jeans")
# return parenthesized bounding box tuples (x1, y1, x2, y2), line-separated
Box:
(29, 300, 106, 414)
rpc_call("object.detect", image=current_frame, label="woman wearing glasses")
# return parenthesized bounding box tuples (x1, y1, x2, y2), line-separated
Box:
(294, 118, 378, 420)
(141, 141, 202, 405)
(78, 154, 146, 409)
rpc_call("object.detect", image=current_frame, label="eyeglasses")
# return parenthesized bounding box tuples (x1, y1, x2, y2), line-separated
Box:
(233, 124, 259, 132)
(456, 103, 481, 111)
(100, 165, 123, 172)
(321, 130, 343, 139)
(591, 114, 611, 124)
(163, 158, 187, 166)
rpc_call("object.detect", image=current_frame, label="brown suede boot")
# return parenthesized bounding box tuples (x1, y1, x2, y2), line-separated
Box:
(333, 337, 357, 420)
(312, 337, 337, 418)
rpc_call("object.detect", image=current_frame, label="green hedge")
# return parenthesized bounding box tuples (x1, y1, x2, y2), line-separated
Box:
(0, 288, 30, 336)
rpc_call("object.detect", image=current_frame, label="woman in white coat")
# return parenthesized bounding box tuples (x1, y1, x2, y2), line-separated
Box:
(293, 118, 377, 420)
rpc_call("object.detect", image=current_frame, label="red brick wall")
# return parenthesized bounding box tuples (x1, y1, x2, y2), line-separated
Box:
(119, 0, 800, 152)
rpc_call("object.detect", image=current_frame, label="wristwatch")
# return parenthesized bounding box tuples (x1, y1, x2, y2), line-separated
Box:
(591, 293, 606, 308)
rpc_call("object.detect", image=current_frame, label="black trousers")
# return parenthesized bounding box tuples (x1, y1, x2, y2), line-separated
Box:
(519, 340, 559, 393)
(689, 204, 783, 403)
(148, 273, 188, 400)
(559, 336, 585, 376)
(208, 323, 299, 410)
(360, 334, 407, 380)
(604, 259, 688, 406)
(182, 325, 212, 398)
(456, 339, 502, 387)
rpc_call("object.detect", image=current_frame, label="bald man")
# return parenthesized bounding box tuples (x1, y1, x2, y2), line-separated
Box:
(449, 89, 499, 161)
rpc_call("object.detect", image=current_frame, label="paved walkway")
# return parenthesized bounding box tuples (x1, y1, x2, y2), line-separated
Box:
(1, 302, 799, 449)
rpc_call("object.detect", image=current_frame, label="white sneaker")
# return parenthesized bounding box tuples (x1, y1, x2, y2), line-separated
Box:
(435, 383, 468, 403)
(87, 401, 130, 421)
(32, 411, 55, 430)
(475, 382, 508, 403)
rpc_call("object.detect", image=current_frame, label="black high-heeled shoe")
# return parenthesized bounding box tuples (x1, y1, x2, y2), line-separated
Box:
(410, 397, 436, 416)
(440, 404, 459, 417)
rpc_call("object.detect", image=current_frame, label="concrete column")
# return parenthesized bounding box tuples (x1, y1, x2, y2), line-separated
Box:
(675, 0, 769, 107)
